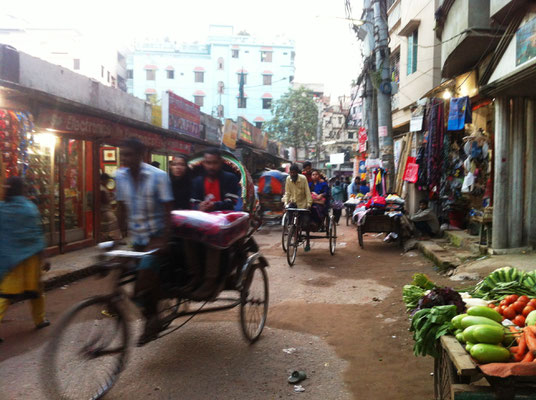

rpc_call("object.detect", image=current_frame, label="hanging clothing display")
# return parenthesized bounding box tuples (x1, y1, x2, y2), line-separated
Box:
(426, 98, 445, 191)
(447, 96, 472, 131)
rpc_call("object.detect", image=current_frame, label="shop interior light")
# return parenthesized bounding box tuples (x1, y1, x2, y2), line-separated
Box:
(46, 128, 58, 132)
(34, 133, 57, 149)
(442, 90, 452, 100)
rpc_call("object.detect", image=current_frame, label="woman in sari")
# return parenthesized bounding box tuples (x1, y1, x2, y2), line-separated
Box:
(0, 177, 50, 342)
(309, 170, 330, 230)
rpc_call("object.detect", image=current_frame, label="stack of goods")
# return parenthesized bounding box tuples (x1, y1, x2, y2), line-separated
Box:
(403, 268, 536, 369)
(385, 194, 405, 217)
(365, 195, 386, 215)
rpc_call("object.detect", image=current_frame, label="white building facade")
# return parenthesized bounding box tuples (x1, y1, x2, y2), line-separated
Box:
(127, 25, 296, 127)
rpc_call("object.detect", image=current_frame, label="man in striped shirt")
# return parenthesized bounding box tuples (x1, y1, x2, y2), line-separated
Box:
(116, 138, 174, 344)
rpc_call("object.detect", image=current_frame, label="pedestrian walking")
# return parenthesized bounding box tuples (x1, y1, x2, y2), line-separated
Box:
(331, 180, 345, 224)
(169, 155, 191, 210)
(0, 176, 50, 342)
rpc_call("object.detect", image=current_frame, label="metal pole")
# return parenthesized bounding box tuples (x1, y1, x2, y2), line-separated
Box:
(492, 97, 509, 249)
(362, 0, 378, 159)
(372, 0, 395, 191)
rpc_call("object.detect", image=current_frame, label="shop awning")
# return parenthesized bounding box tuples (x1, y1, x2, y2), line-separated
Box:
(236, 93, 248, 98)
(236, 68, 248, 74)
(165, 65, 174, 71)
(261, 46, 273, 51)
(254, 116, 265, 122)
(262, 70, 273, 75)
(193, 66, 205, 72)
(145, 88, 157, 94)
(261, 93, 273, 99)
(232, 44, 240, 49)
(193, 90, 206, 96)
(144, 65, 158, 70)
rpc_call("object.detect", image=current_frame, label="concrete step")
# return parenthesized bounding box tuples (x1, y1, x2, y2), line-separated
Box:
(444, 230, 483, 254)
(416, 240, 459, 271)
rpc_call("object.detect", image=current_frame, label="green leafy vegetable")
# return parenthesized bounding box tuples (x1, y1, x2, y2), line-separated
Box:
(410, 305, 457, 358)
(412, 273, 436, 290)
(402, 285, 426, 312)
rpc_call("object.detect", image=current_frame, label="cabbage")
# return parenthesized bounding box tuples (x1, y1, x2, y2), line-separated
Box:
(415, 287, 466, 314)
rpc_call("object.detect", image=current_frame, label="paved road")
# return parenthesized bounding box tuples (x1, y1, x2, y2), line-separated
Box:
(1, 223, 448, 399)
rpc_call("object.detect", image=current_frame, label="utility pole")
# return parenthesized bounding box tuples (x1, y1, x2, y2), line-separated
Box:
(362, 0, 378, 159)
(372, 0, 395, 192)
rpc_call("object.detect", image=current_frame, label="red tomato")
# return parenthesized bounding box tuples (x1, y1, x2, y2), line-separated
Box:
(529, 299, 536, 308)
(503, 306, 517, 320)
(523, 305, 535, 317)
(506, 295, 519, 304)
(488, 303, 496, 308)
(497, 306, 505, 315)
(513, 301, 526, 313)
(518, 295, 530, 304)
(514, 315, 526, 327)
(500, 300, 508, 307)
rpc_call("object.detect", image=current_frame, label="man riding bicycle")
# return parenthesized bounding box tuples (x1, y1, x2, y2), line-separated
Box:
(282, 164, 313, 251)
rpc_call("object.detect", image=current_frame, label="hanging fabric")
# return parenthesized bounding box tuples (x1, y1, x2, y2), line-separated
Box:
(447, 96, 472, 131)
(426, 98, 445, 191)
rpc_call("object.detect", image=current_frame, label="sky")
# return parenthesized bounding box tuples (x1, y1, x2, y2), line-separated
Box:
(3, 0, 362, 98)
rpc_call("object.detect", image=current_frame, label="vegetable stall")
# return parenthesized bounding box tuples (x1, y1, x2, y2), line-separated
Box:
(403, 270, 536, 399)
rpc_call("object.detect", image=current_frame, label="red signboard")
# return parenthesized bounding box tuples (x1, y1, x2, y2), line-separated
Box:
(167, 92, 200, 138)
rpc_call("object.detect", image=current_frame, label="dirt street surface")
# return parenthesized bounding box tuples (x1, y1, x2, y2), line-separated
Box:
(0, 223, 453, 399)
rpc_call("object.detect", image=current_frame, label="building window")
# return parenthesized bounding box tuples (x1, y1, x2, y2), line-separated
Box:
(348, 131, 354, 139)
(101, 65, 104, 77)
(146, 93, 156, 102)
(73, 59, 80, 70)
(255, 122, 263, 129)
(217, 81, 224, 94)
(232, 49, 239, 58)
(237, 73, 247, 85)
(194, 96, 204, 107)
(261, 51, 273, 62)
(391, 50, 400, 85)
(194, 71, 204, 82)
(167, 70, 174, 79)
(107, 71, 110, 83)
(217, 105, 224, 118)
(111, 76, 116, 87)
(262, 98, 272, 109)
(217, 57, 224, 70)
(263, 74, 272, 85)
(291, 51, 295, 62)
(146, 69, 156, 80)
(407, 29, 418, 75)
(127, 69, 133, 79)
(238, 97, 247, 108)
(289, 75, 294, 83)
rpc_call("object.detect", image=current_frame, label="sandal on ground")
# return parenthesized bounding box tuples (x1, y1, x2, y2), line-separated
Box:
(288, 370, 307, 384)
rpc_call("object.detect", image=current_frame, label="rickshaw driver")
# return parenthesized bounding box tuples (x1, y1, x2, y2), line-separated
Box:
(282, 164, 313, 251)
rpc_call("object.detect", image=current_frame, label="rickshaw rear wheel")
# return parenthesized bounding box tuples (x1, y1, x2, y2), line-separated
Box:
(329, 215, 337, 255)
(240, 263, 269, 343)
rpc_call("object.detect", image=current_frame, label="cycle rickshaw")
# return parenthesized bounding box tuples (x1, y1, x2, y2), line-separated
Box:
(41, 152, 269, 400)
(281, 205, 337, 267)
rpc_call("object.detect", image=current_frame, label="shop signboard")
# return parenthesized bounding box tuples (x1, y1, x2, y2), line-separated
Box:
(151, 104, 162, 127)
(358, 127, 367, 153)
(162, 91, 200, 138)
(237, 117, 253, 144)
(516, 16, 536, 66)
(200, 113, 222, 144)
(37, 108, 164, 148)
(222, 119, 238, 149)
(166, 138, 193, 155)
(330, 153, 345, 165)
(251, 125, 265, 149)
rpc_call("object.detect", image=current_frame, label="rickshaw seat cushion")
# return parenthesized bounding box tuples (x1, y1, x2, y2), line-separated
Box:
(171, 210, 250, 249)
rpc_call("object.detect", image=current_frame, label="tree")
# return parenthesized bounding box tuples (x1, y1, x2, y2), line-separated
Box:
(264, 87, 318, 159)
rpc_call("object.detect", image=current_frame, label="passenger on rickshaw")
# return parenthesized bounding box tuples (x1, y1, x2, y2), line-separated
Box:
(282, 164, 313, 251)
(309, 170, 330, 231)
(188, 148, 241, 300)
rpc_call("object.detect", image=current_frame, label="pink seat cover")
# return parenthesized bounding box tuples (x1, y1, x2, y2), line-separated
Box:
(171, 210, 250, 249)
